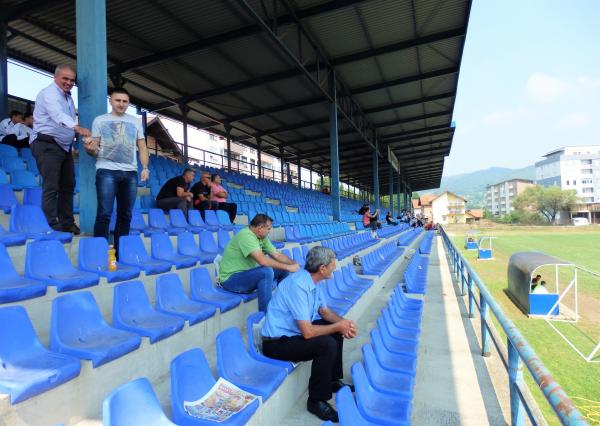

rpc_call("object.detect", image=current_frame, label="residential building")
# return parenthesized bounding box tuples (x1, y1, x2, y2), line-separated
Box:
(431, 192, 467, 224)
(413, 194, 436, 219)
(535, 145, 600, 204)
(466, 209, 484, 223)
(485, 179, 535, 216)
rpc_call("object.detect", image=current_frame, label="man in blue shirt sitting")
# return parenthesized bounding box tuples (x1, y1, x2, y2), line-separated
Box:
(262, 246, 357, 422)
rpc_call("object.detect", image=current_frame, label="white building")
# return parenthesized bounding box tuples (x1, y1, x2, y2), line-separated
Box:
(485, 179, 535, 216)
(535, 145, 600, 204)
(431, 191, 467, 224)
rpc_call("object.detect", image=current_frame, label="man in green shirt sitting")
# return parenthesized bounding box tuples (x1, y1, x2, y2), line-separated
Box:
(219, 213, 300, 312)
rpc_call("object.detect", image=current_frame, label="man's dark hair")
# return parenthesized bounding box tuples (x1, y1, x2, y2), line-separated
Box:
(211, 173, 219, 182)
(23, 112, 32, 120)
(250, 213, 273, 227)
(109, 87, 129, 97)
(10, 110, 22, 118)
(183, 168, 195, 175)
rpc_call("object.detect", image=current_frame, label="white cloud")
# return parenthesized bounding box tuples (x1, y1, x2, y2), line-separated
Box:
(481, 110, 515, 125)
(526, 73, 569, 104)
(576, 76, 600, 91)
(558, 111, 592, 129)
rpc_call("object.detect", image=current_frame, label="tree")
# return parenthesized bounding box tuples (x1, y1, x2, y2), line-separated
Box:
(513, 185, 579, 224)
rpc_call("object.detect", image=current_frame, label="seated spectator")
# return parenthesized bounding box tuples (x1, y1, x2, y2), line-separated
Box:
(532, 280, 549, 294)
(15, 112, 33, 148)
(262, 246, 357, 422)
(0, 110, 29, 148)
(530, 274, 542, 292)
(218, 214, 299, 312)
(385, 211, 398, 226)
(210, 173, 237, 223)
(361, 204, 381, 235)
(190, 171, 219, 220)
(155, 168, 195, 217)
(358, 203, 369, 215)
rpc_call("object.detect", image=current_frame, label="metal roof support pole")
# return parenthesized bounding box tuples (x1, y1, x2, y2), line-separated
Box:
(0, 21, 7, 120)
(279, 147, 285, 183)
(297, 158, 301, 189)
(320, 170, 324, 190)
(76, 0, 107, 234)
(409, 187, 413, 213)
(180, 104, 189, 164)
(225, 125, 232, 172)
(309, 167, 313, 190)
(397, 173, 402, 213)
(388, 166, 394, 216)
(403, 181, 408, 211)
(328, 72, 341, 222)
(372, 149, 380, 211)
(255, 137, 262, 179)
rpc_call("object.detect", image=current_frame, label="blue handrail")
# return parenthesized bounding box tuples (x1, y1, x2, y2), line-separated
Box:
(439, 227, 588, 426)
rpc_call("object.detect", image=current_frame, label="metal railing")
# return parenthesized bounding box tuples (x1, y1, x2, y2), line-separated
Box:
(439, 227, 588, 426)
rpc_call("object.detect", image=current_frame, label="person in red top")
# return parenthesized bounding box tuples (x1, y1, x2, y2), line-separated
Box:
(360, 203, 381, 235)
(209, 173, 237, 222)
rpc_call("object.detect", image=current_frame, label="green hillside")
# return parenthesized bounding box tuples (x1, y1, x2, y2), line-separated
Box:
(434, 165, 535, 208)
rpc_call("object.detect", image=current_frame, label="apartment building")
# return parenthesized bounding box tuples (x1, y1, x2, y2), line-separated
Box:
(485, 179, 535, 216)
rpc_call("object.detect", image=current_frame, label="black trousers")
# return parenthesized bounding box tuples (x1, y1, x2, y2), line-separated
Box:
(218, 202, 237, 223)
(195, 200, 219, 220)
(262, 320, 343, 401)
(1, 134, 29, 149)
(156, 197, 192, 217)
(31, 140, 75, 228)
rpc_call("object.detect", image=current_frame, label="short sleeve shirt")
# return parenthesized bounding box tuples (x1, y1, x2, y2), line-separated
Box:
(261, 269, 326, 338)
(191, 181, 211, 201)
(210, 183, 227, 202)
(218, 227, 276, 282)
(91, 113, 144, 171)
(156, 176, 188, 200)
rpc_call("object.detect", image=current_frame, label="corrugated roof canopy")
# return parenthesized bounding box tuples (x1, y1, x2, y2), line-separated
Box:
(2, 0, 471, 192)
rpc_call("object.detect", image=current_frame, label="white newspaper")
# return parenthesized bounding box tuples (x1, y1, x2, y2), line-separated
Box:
(184, 378, 258, 422)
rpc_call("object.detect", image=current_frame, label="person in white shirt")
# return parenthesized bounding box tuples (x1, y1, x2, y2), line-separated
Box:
(0, 110, 27, 148)
(532, 281, 549, 294)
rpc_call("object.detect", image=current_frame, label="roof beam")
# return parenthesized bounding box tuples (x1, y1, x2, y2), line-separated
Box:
(381, 124, 454, 140)
(374, 111, 450, 129)
(385, 128, 454, 145)
(224, 96, 324, 124)
(352, 66, 459, 95)
(391, 137, 451, 152)
(0, 0, 63, 22)
(363, 91, 454, 115)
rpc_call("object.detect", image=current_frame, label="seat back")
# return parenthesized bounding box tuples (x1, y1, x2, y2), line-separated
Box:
(177, 232, 199, 257)
(216, 327, 251, 373)
(51, 292, 109, 345)
(102, 378, 175, 426)
(336, 385, 369, 426)
(0, 144, 18, 158)
(113, 281, 154, 322)
(203, 210, 220, 227)
(151, 232, 176, 259)
(170, 349, 216, 415)
(25, 239, 76, 276)
(199, 230, 218, 253)
(12, 170, 38, 188)
(78, 237, 109, 271)
(10, 204, 51, 233)
(119, 235, 151, 264)
(168, 209, 188, 229)
(0, 170, 8, 185)
(0, 244, 20, 282)
(217, 229, 230, 250)
(130, 209, 147, 231)
(187, 210, 205, 228)
(0, 183, 18, 209)
(189, 267, 214, 298)
(0, 306, 47, 360)
(156, 273, 188, 307)
(23, 186, 42, 206)
(2, 157, 26, 171)
(246, 311, 265, 357)
(148, 208, 169, 230)
(292, 247, 305, 267)
(216, 210, 232, 225)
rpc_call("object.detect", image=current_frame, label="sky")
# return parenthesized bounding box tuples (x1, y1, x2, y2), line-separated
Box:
(447, 0, 600, 176)
(6, 1, 600, 179)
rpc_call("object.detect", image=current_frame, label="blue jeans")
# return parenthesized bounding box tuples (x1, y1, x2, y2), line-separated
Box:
(221, 266, 289, 312)
(93, 169, 138, 256)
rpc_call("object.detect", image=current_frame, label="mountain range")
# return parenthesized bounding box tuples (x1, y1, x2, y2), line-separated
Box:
(428, 165, 536, 208)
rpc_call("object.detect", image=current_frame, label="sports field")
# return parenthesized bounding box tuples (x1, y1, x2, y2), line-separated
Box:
(447, 224, 600, 425)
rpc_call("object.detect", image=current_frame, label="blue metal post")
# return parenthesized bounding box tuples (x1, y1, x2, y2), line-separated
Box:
(76, 0, 107, 234)
(397, 173, 401, 213)
(279, 147, 285, 183)
(329, 72, 341, 221)
(181, 105, 188, 164)
(225, 125, 232, 172)
(388, 166, 394, 216)
(297, 158, 301, 188)
(256, 137, 262, 179)
(460, 260, 466, 296)
(0, 21, 7, 120)
(372, 148, 379, 210)
(468, 273, 475, 318)
(403, 181, 408, 210)
(480, 293, 491, 356)
(508, 338, 525, 426)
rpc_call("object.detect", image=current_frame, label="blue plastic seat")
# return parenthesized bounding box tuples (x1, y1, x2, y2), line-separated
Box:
(25, 239, 99, 292)
(119, 235, 172, 275)
(11, 170, 38, 191)
(203, 210, 221, 231)
(361, 344, 414, 398)
(371, 326, 418, 357)
(0, 243, 46, 303)
(188, 210, 208, 231)
(50, 292, 141, 367)
(23, 186, 42, 207)
(2, 157, 26, 173)
(78, 237, 141, 282)
(155, 273, 216, 325)
(217, 229, 230, 253)
(0, 144, 18, 158)
(130, 208, 148, 235)
(0, 169, 8, 184)
(247, 312, 296, 372)
(292, 246, 305, 267)
(216, 327, 287, 400)
(0, 183, 18, 213)
(189, 268, 242, 312)
(170, 348, 259, 426)
(10, 204, 72, 243)
(198, 230, 219, 260)
(216, 210, 234, 230)
(370, 327, 417, 376)
(151, 232, 197, 269)
(0, 306, 81, 404)
(351, 362, 412, 426)
(103, 378, 176, 426)
(170, 208, 202, 233)
(0, 223, 27, 246)
(148, 208, 185, 235)
(177, 231, 215, 264)
(112, 280, 184, 343)
(336, 386, 375, 426)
